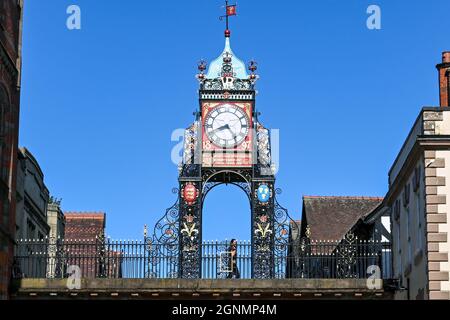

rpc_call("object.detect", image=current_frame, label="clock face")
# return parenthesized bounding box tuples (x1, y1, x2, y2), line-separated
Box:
(204, 104, 250, 148)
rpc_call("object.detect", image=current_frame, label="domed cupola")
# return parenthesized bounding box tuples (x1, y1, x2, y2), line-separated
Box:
(196, 29, 258, 91)
(205, 35, 248, 80)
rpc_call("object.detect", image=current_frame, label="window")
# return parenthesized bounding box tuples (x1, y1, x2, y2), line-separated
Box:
(413, 166, 421, 192)
(415, 174, 423, 252)
(406, 207, 412, 264)
(393, 199, 403, 275)
(403, 183, 411, 207)
(26, 219, 36, 239)
(396, 216, 402, 276)
(393, 200, 400, 221)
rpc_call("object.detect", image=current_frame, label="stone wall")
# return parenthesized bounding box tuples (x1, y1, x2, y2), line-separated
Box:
(10, 278, 394, 300)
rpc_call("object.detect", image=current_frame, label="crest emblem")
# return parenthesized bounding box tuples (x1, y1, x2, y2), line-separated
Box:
(255, 223, 272, 238)
(257, 184, 270, 203)
(182, 183, 199, 205)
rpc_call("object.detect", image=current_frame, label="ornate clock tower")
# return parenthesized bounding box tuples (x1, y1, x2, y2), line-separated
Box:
(152, 5, 296, 279)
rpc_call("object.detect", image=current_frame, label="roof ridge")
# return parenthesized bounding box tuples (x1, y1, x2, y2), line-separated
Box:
(64, 211, 106, 217)
(303, 195, 384, 200)
(65, 211, 105, 214)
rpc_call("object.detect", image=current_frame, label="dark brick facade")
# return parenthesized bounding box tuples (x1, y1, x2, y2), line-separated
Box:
(64, 212, 106, 277)
(0, 0, 23, 300)
(64, 212, 106, 241)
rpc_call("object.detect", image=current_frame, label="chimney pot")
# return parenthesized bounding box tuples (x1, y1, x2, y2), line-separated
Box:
(437, 51, 450, 107)
(443, 51, 450, 63)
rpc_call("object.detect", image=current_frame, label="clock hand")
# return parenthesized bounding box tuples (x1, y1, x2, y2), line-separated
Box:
(225, 126, 238, 142)
(210, 124, 230, 135)
(228, 123, 242, 136)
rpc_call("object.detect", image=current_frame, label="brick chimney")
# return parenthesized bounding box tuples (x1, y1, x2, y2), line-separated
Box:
(437, 51, 450, 107)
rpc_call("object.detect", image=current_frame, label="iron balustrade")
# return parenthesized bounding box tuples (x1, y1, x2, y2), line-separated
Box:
(287, 239, 393, 279)
(12, 238, 393, 280)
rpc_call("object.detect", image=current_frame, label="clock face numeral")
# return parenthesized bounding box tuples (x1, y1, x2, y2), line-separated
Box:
(204, 104, 250, 148)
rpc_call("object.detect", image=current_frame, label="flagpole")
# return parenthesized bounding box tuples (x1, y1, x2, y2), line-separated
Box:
(225, 0, 229, 32)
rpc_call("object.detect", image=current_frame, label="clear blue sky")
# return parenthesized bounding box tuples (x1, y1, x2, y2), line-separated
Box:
(20, 1, 450, 241)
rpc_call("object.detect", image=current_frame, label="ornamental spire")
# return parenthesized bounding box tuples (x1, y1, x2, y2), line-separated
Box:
(219, 0, 237, 38)
(196, 2, 259, 88)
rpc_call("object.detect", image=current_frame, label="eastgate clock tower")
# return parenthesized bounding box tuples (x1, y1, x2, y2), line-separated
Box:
(199, 34, 255, 168)
(152, 5, 297, 279)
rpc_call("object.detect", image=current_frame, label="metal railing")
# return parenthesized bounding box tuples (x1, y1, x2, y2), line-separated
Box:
(12, 238, 392, 280)
(287, 240, 393, 279)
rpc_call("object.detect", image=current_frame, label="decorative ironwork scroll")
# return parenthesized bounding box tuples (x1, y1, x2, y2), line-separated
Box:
(273, 189, 299, 279)
(336, 232, 358, 279)
(150, 188, 180, 278)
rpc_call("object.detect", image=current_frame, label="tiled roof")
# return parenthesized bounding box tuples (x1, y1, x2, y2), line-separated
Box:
(301, 196, 383, 241)
(64, 211, 106, 241)
(65, 211, 106, 219)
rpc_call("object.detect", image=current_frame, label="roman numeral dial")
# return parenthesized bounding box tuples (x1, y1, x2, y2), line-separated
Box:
(204, 104, 250, 148)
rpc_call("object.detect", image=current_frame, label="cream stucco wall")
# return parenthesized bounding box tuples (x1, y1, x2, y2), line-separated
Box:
(436, 111, 450, 135)
(393, 156, 428, 299)
(390, 108, 450, 299)
(436, 150, 450, 291)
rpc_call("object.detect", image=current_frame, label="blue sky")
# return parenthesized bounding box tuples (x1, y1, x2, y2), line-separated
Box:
(20, 1, 450, 241)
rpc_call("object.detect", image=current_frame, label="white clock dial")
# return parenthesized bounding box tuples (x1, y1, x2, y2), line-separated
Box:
(205, 104, 250, 148)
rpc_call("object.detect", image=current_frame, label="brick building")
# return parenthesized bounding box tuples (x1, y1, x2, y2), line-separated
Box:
(64, 212, 106, 241)
(0, 0, 24, 300)
(64, 212, 106, 277)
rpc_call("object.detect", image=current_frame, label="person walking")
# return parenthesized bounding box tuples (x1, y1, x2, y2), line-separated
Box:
(226, 239, 240, 279)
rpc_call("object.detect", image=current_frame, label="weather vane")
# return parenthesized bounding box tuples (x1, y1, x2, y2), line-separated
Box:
(219, 0, 237, 37)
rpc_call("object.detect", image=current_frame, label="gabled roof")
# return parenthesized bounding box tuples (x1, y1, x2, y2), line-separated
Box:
(301, 196, 383, 241)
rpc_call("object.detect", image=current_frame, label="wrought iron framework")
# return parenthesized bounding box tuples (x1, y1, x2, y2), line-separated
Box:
(149, 100, 300, 279)
(150, 167, 300, 279)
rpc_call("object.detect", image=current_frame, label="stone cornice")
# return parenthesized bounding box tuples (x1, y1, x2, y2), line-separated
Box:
(11, 278, 394, 300)
(384, 136, 450, 204)
(388, 107, 450, 181)
(437, 62, 450, 70)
